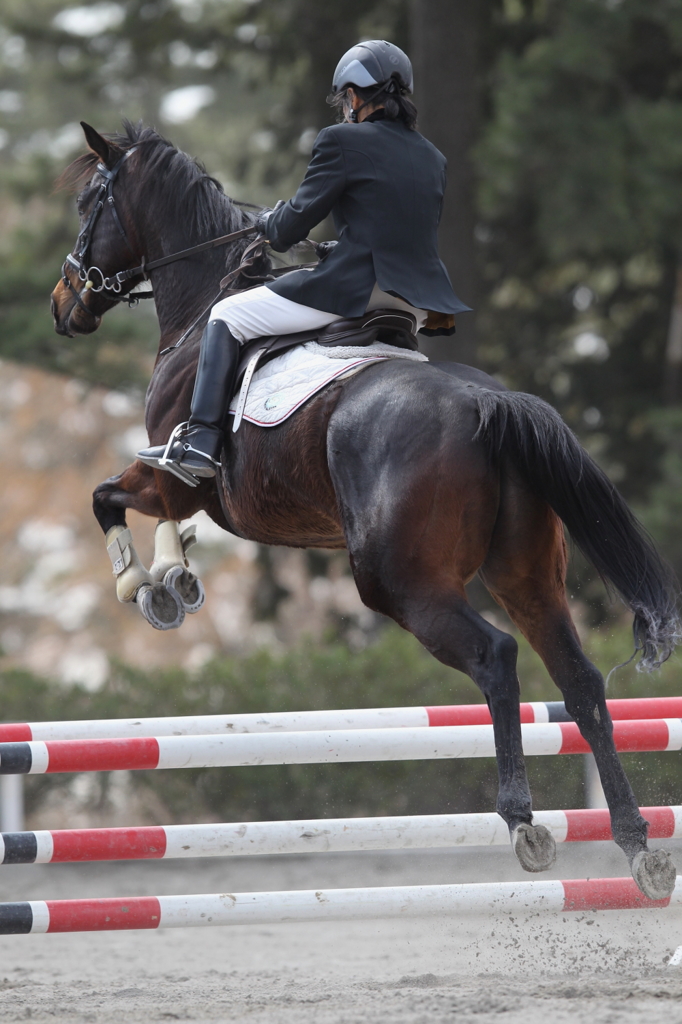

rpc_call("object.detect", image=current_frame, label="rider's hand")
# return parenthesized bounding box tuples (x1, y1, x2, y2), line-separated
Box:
(312, 240, 338, 260)
(254, 200, 285, 236)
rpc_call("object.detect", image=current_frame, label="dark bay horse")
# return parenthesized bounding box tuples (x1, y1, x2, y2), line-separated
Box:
(51, 122, 680, 899)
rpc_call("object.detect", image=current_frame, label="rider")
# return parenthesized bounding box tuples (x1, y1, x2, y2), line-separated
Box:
(138, 39, 470, 481)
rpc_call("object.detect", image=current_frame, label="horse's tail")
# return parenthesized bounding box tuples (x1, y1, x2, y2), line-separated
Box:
(473, 388, 681, 670)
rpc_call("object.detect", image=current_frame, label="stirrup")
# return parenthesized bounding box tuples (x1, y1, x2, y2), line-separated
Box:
(178, 441, 221, 469)
(151, 424, 198, 487)
(157, 421, 187, 467)
(158, 422, 221, 487)
(160, 460, 201, 488)
(138, 423, 221, 487)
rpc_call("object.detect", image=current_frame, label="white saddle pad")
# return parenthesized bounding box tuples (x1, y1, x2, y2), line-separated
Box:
(227, 341, 428, 428)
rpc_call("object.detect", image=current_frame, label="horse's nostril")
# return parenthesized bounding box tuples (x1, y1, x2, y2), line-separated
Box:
(50, 291, 74, 337)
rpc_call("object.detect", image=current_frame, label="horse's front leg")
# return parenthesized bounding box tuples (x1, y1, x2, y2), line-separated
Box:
(92, 462, 200, 630)
(149, 520, 205, 614)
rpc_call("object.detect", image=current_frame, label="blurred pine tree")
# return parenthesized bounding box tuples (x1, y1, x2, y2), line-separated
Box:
(477, 0, 682, 516)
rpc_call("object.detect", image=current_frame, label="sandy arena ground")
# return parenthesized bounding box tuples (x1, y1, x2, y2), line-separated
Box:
(1, 841, 682, 1022)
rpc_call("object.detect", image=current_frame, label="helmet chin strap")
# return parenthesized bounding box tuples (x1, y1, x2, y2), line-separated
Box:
(347, 78, 398, 122)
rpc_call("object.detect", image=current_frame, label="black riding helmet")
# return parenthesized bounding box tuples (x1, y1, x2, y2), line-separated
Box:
(331, 40, 413, 96)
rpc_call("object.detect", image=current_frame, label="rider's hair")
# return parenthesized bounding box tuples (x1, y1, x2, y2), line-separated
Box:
(328, 80, 418, 130)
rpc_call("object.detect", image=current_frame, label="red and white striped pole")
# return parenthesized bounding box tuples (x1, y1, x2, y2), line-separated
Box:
(1, 806, 680, 865)
(0, 719, 680, 775)
(0, 696, 680, 742)
(1, 876, 679, 934)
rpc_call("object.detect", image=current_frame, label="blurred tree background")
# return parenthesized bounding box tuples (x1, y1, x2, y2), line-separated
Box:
(1, 0, 682, 822)
(0, 2, 681, 609)
(0, 1, 680, 578)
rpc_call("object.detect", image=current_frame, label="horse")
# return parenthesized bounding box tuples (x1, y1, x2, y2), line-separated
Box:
(50, 121, 680, 900)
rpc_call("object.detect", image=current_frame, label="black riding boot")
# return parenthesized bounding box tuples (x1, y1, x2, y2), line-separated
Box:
(137, 320, 240, 482)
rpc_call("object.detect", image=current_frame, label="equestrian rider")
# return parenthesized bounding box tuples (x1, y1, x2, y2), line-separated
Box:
(137, 39, 470, 481)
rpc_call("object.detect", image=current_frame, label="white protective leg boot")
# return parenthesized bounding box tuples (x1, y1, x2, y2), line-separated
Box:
(106, 524, 185, 630)
(149, 520, 205, 614)
(106, 525, 152, 603)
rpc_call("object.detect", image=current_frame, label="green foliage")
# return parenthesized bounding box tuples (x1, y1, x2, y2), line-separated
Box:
(480, 3, 682, 258)
(477, 0, 682, 508)
(239, 1, 408, 172)
(4, 623, 682, 825)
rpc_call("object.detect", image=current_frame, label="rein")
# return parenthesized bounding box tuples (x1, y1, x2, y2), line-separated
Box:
(117, 224, 261, 283)
(158, 236, 271, 357)
(156, 243, 318, 358)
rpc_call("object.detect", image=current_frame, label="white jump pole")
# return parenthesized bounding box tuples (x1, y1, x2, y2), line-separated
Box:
(1, 719, 680, 775)
(2, 806, 681, 865)
(0, 776, 23, 832)
(1, 696, 681, 742)
(585, 753, 608, 809)
(3, 876, 681, 934)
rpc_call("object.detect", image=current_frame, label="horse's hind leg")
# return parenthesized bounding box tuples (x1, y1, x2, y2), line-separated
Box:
(409, 589, 557, 871)
(350, 548, 556, 872)
(480, 481, 676, 899)
(331, 384, 554, 871)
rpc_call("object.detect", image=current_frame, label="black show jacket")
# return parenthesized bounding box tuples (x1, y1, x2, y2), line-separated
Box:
(265, 117, 471, 325)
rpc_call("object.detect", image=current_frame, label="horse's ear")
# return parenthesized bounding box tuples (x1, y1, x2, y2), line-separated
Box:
(80, 121, 121, 167)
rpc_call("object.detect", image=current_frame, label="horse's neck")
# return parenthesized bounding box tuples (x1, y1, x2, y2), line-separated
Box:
(134, 195, 243, 342)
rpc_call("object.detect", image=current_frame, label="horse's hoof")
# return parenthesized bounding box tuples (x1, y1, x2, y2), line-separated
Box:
(136, 582, 185, 631)
(632, 849, 677, 900)
(511, 823, 557, 873)
(163, 566, 205, 614)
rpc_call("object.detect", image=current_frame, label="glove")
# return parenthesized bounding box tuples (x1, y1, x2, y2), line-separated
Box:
(253, 211, 270, 234)
(312, 240, 338, 260)
(254, 199, 285, 235)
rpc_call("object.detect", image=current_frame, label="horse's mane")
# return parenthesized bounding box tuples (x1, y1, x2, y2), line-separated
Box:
(57, 120, 251, 243)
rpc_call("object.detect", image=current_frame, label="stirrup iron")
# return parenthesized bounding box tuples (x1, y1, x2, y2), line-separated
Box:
(153, 422, 202, 487)
(159, 459, 201, 488)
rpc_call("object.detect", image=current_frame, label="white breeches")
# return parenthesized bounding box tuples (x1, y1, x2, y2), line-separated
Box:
(210, 283, 427, 344)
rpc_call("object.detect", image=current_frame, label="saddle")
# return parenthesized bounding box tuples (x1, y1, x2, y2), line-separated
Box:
(235, 308, 417, 384)
(230, 308, 418, 429)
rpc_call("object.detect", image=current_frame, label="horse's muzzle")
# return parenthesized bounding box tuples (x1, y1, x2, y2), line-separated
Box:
(50, 292, 73, 337)
(50, 281, 100, 337)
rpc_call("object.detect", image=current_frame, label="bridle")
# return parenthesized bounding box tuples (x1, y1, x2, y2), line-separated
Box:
(60, 145, 261, 322)
(60, 144, 320, 354)
(61, 147, 147, 316)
